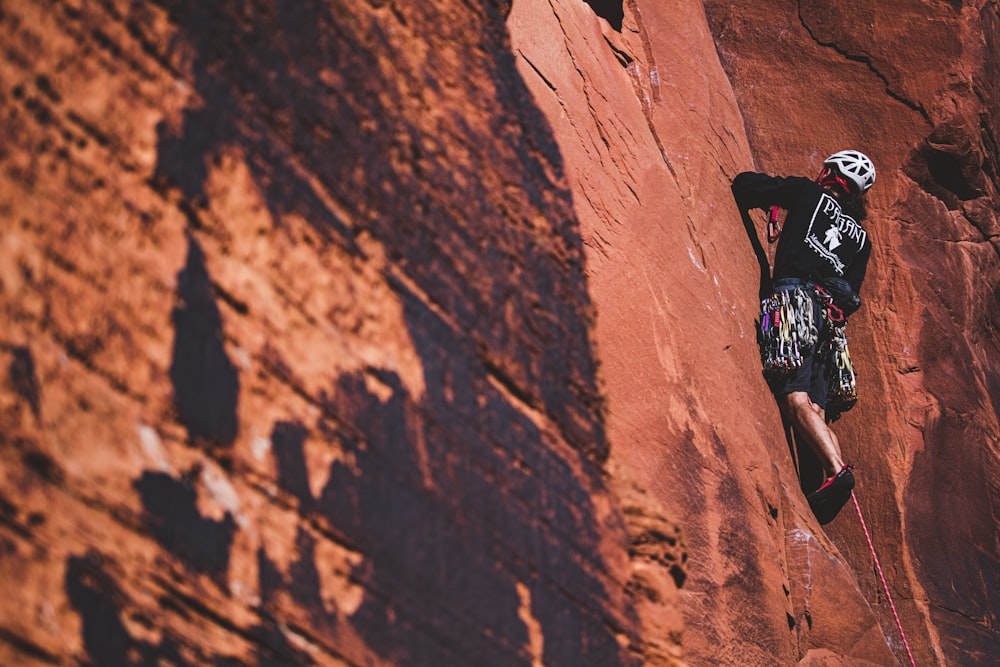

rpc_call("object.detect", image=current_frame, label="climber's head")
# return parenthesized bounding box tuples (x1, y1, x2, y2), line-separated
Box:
(817, 149, 876, 196)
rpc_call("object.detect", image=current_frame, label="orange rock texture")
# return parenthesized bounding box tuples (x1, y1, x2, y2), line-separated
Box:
(1, 1, 997, 666)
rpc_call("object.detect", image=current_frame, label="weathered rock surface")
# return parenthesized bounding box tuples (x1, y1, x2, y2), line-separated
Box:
(1, 1, 679, 665)
(1, 0, 997, 666)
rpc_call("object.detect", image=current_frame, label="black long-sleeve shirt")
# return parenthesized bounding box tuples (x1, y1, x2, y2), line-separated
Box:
(732, 172, 871, 298)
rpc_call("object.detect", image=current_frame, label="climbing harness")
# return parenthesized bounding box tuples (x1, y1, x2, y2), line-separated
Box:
(757, 285, 817, 374)
(852, 492, 917, 666)
(757, 282, 858, 409)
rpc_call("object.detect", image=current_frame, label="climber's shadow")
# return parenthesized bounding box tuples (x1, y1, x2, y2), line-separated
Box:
(583, 0, 624, 31)
(780, 413, 826, 495)
(736, 205, 772, 300)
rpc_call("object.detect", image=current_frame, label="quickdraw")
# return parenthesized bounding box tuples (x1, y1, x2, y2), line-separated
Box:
(767, 205, 782, 242)
(757, 286, 817, 374)
(812, 286, 858, 409)
(825, 324, 857, 411)
(813, 285, 845, 324)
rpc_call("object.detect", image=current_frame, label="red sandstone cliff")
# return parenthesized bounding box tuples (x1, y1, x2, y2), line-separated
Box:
(1, 1, 997, 665)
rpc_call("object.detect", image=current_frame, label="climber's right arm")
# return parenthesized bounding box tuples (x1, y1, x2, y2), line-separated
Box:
(731, 172, 804, 211)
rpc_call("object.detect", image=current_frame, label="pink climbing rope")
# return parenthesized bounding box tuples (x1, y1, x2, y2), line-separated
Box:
(851, 492, 917, 666)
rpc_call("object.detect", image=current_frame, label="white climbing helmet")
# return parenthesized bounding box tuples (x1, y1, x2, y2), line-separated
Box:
(824, 150, 876, 192)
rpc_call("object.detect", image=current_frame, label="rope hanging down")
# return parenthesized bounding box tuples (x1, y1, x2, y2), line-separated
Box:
(851, 492, 917, 666)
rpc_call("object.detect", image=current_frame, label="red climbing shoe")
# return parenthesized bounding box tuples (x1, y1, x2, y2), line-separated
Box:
(807, 465, 855, 525)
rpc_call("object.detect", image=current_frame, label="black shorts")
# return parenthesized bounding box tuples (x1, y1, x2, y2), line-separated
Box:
(767, 347, 831, 409)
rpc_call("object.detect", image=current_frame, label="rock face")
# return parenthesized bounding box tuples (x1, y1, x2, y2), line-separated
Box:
(512, 0, 1000, 664)
(0, 1, 676, 665)
(0, 1, 996, 666)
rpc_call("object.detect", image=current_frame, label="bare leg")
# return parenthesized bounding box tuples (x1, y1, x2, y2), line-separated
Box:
(779, 391, 845, 478)
(811, 403, 841, 459)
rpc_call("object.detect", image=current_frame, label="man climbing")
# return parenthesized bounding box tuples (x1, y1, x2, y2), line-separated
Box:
(732, 150, 876, 524)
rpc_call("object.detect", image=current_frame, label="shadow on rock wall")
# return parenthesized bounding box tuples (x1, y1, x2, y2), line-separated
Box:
(169, 234, 240, 448)
(152, 0, 604, 457)
(63, 1, 634, 666)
